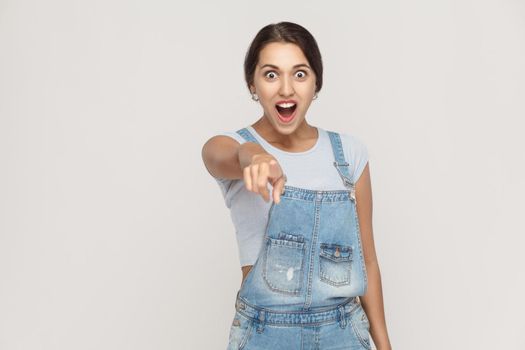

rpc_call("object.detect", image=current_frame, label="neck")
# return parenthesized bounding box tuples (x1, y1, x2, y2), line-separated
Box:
(251, 116, 318, 149)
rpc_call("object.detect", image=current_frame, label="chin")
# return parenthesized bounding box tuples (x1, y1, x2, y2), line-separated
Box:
(273, 116, 303, 132)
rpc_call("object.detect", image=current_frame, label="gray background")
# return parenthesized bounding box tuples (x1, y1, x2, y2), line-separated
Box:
(1, 0, 524, 349)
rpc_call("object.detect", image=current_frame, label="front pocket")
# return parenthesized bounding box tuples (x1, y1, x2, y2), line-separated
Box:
(262, 232, 306, 295)
(349, 304, 372, 350)
(319, 243, 353, 286)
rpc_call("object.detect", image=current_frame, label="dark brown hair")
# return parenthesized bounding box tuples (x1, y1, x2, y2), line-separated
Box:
(244, 22, 323, 93)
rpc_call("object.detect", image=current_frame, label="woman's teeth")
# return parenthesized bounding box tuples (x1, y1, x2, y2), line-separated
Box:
(275, 103, 297, 123)
(277, 102, 296, 108)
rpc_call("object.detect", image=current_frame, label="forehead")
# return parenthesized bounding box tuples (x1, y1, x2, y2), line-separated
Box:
(257, 42, 309, 69)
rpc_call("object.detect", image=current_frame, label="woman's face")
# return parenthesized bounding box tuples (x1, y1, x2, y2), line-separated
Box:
(250, 42, 317, 133)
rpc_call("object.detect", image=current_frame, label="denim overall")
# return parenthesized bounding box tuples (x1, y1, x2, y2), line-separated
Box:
(227, 128, 372, 350)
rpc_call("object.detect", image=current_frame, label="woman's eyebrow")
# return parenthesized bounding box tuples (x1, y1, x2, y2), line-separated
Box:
(259, 63, 311, 70)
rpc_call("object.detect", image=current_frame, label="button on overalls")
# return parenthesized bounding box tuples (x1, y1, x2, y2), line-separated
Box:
(227, 128, 372, 350)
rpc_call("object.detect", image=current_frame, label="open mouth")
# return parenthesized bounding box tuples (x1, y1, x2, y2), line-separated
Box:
(275, 102, 297, 123)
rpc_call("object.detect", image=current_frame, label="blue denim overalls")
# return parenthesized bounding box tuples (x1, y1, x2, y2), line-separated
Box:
(227, 128, 372, 350)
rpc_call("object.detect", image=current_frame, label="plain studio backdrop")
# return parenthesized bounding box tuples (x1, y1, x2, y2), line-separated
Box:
(1, 0, 524, 349)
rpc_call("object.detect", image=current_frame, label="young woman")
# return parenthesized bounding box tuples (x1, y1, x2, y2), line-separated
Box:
(202, 22, 392, 350)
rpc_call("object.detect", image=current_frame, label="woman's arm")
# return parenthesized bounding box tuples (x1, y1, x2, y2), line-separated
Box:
(355, 163, 392, 350)
(201, 135, 267, 180)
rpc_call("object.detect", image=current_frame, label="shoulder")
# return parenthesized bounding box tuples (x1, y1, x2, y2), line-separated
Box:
(213, 130, 247, 145)
(322, 129, 368, 155)
(339, 132, 368, 156)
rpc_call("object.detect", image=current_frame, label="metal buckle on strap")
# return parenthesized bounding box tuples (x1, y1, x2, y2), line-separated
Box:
(333, 161, 356, 201)
(333, 161, 349, 167)
(342, 177, 356, 201)
(349, 185, 356, 201)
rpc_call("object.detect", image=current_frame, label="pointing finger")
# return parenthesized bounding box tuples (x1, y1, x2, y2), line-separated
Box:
(258, 162, 270, 202)
(251, 164, 259, 194)
(244, 166, 252, 191)
(273, 173, 287, 204)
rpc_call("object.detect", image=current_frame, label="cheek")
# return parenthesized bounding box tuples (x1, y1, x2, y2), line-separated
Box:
(259, 84, 279, 96)
(298, 82, 316, 95)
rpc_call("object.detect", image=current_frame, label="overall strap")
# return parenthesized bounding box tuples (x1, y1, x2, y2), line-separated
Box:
(327, 131, 356, 200)
(236, 127, 260, 144)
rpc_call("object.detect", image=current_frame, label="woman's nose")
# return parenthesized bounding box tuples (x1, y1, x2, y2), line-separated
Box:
(278, 76, 295, 97)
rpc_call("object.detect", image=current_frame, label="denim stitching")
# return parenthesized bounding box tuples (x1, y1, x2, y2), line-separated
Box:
(238, 318, 254, 349)
(350, 314, 372, 350)
(262, 237, 306, 295)
(303, 197, 322, 309)
(352, 202, 368, 293)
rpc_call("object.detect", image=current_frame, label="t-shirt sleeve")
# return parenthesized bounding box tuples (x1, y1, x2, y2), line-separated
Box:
(341, 133, 369, 184)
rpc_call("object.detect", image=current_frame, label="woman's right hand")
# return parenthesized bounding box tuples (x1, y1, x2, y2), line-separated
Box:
(243, 153, 286, 204)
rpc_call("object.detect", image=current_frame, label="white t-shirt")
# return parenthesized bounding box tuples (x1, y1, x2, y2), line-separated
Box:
(211, 125, 369, 267)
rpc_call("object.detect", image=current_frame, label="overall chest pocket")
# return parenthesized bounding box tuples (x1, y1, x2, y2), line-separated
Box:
(319, 243, 353, 286)
(262, 232, 306, 295)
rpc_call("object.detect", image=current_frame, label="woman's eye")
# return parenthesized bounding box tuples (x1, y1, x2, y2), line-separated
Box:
(295, 70, 307, 79)
(265, 71, 277, 79)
